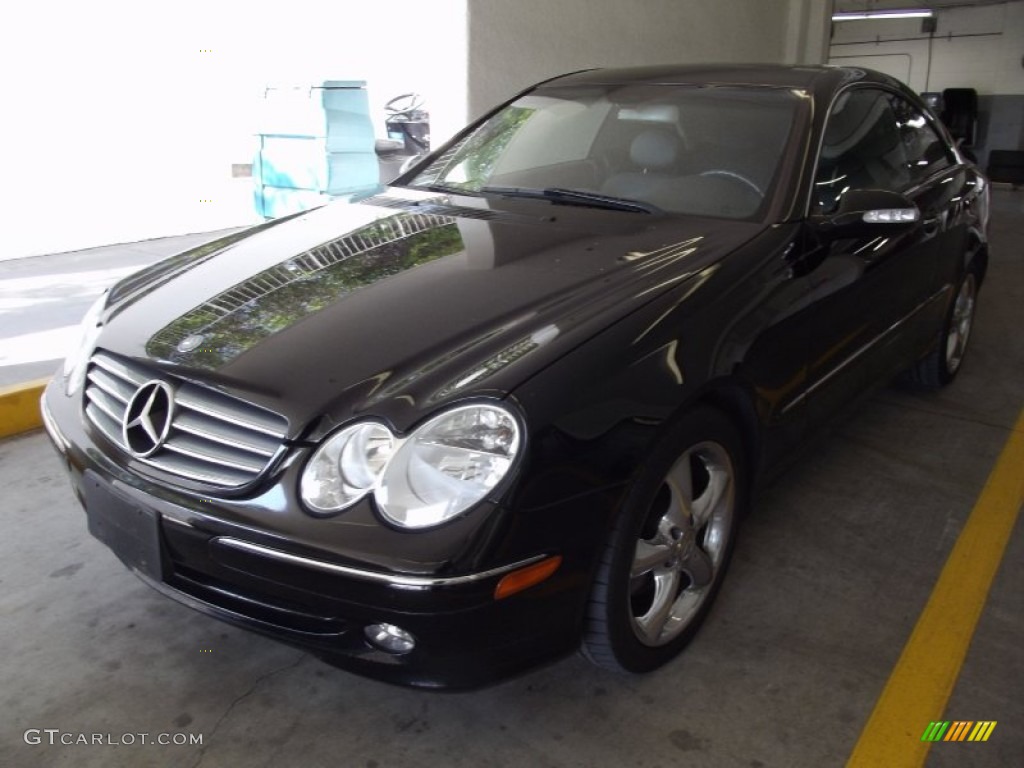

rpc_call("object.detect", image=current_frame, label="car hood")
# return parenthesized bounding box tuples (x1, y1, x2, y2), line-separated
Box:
(98, 188, 762, 435)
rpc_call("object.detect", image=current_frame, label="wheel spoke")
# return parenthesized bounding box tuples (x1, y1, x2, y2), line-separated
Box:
(632, 540, 671, 578)
(664, 452, 695, 527)
(691, 466, 730, 529)
(679, 545, 714, 588)
(635, 569, 680, 644)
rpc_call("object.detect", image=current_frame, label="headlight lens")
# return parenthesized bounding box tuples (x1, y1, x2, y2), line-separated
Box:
(299, 404, 521, 529)
(376, 404, 521, 529)
(300, 423, 394, 513)
(63, 292, 107, 395)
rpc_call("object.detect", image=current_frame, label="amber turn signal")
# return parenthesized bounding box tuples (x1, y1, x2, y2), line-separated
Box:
(494, 555, 562, 600)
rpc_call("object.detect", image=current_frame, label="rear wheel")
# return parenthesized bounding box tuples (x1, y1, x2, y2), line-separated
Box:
(909, 267, 978, 389)
(582, 406, 746, 672)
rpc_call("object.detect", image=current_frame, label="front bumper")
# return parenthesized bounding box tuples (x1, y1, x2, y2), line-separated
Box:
(41, 382, 586, 689)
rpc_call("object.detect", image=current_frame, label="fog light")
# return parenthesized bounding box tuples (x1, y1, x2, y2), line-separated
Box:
(364, 623, 416, 654)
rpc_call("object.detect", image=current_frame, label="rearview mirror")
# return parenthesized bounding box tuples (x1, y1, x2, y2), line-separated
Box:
(812, 189, 920, 240)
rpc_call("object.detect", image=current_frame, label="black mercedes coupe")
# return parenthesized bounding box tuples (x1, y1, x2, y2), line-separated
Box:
(42, 65, 989, 688)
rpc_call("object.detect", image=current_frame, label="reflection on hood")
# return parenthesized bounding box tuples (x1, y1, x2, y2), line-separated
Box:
(146, 212, 462, 369)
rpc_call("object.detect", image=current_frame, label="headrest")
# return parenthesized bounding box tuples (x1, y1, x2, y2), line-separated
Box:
(630, 129, 679, 169)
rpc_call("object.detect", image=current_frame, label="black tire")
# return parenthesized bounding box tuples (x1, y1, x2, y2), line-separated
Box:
(908, 267, 979, 389)
(582, 406, 748, 673)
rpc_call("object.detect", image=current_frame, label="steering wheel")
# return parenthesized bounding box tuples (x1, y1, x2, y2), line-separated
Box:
(385, 93, 425, 118)
(699, 170, 763, 197)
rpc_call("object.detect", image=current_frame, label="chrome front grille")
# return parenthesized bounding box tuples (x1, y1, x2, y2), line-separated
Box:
(84, 351, 288, 488)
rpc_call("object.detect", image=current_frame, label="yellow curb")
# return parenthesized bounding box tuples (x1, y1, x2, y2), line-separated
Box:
(0, 378, 51, 438)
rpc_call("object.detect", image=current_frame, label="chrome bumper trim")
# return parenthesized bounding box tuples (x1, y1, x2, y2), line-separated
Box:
(214, 537, 546, 589)
(40, 392, 69, 453)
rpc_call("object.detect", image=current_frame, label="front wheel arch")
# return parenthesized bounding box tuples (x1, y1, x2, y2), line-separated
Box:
(696, 383, 762, 485)
(965, 237, 988, 284)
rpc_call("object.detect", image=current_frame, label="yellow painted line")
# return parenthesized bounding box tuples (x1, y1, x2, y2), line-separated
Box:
(0, 378, 50, 438)
(847, 407, 1024, 767)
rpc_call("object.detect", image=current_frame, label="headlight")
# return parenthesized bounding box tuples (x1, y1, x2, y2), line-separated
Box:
(299, 404, 521, 529)
(300, 423, 394, 513)
(376, 404, 521, 528)
(63, 292, 107, 396)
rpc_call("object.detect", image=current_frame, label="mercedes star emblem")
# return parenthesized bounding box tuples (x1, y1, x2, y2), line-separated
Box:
(122, 380, 175, 458)
(177, 334, 205, 353)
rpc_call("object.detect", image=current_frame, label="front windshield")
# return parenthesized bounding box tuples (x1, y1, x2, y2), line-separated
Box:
(403, 83, 803, 220)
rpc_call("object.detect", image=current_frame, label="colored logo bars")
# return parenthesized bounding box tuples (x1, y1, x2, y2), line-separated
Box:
(921, 721, 997, 742)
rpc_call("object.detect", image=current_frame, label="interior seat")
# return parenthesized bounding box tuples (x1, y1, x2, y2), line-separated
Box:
(601, 128, 682, 201)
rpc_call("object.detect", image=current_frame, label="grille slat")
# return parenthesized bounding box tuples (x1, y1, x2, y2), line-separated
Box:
(173, 412, 278, 457)
(176, 387, 287, 438)
(140, 452, 253, 487)
(162, 435, 268, 473)
(92, 354, 146, 386)
(87, 367, 134, 403)
(83, 351, 288, 489)
(85, 402, 122, 445)
(87, 387, 124, 424)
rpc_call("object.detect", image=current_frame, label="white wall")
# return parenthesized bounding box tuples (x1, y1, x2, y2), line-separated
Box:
(829, 2, 1024, 95)
(784, 0, 835, 66)
(0, 0, 468, 259)
(1, 0, 833, 259)
(466, 0, 832, 118)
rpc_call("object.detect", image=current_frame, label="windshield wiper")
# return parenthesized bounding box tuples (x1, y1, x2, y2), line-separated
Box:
(403, 183, 483, 197)
(481, 186, 660, 214)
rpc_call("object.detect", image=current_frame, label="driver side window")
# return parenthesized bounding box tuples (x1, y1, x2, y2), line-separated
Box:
(813, 88, 910, 214)
(888, 95, 953, 184)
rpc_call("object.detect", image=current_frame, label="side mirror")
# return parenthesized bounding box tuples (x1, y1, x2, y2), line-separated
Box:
(812, 189, 920, 240)
(398, 153, 426, 176)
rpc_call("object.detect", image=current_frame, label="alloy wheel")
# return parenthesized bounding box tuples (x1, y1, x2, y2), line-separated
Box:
(629, 441, 735, 646)
(945, 273, 976, 374)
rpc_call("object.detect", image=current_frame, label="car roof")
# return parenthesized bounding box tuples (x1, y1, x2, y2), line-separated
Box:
(541, 64, 907, 100)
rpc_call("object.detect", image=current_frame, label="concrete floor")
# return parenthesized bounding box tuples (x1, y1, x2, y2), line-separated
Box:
(1, 190, 1021, 768)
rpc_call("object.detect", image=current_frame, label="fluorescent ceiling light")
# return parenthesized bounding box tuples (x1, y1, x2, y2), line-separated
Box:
(833, 9, 934, 21)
